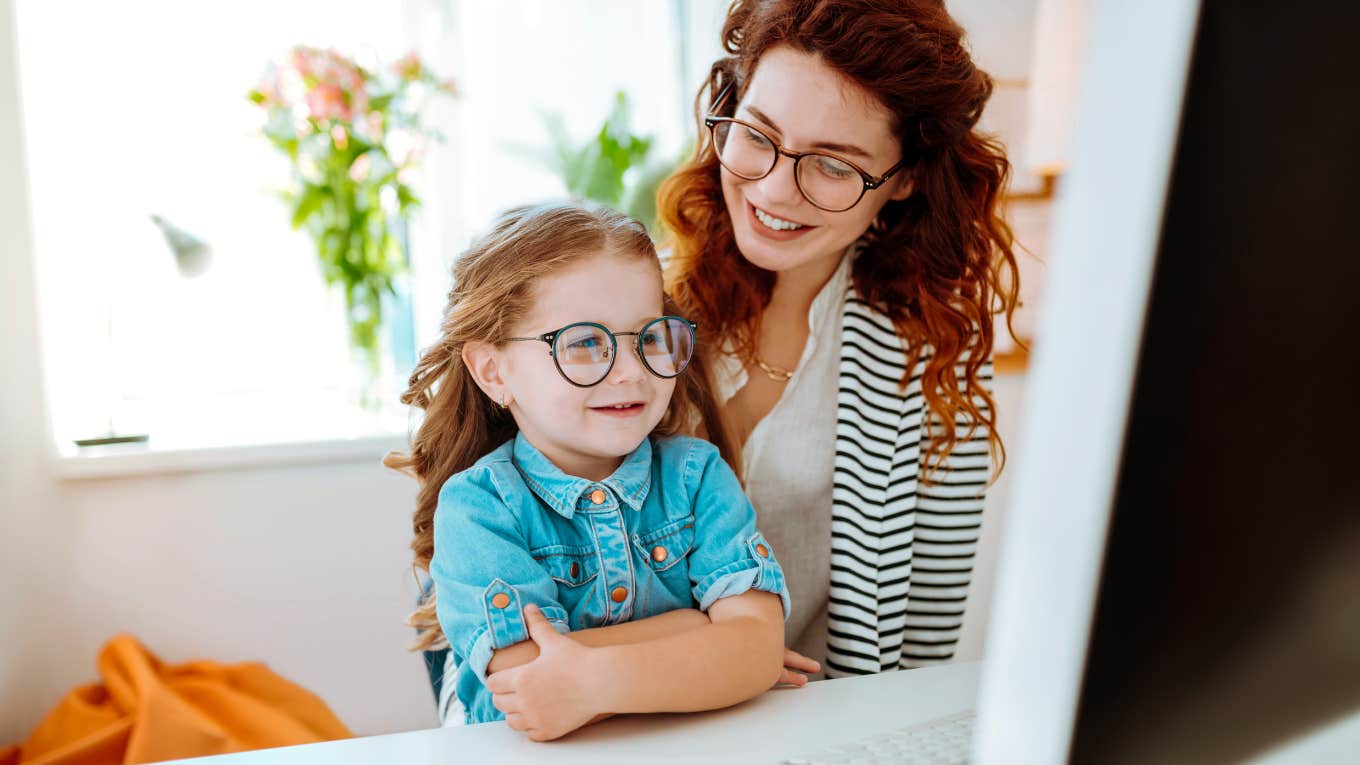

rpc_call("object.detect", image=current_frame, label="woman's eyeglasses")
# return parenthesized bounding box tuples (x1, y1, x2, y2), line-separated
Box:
(505, 316, 698, 388)
(703, 84, 910, 213)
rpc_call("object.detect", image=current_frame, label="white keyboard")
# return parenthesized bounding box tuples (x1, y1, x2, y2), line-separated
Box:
(781, 711, 976, 765)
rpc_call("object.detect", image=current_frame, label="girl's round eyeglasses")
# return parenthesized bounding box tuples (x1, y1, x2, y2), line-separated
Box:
(506, 316, 698, 388)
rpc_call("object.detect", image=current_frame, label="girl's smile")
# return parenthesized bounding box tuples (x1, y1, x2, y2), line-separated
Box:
(589, 400, 648, 417)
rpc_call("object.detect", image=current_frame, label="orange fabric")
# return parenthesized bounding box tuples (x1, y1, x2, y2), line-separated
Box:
(5, 635, 351, 765)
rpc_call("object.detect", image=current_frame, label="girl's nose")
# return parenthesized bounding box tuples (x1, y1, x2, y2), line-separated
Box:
(604, 339, 647, 384)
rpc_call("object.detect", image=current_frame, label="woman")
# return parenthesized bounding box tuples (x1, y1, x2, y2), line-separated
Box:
(658, 0, 1020, 678)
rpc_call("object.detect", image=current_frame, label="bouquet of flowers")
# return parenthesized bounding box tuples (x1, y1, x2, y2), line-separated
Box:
(250, 47, 454, 387)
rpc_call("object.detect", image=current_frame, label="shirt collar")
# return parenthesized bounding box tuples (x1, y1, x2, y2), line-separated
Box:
(512, 433, 653, 518)
(807, 243, 855, 332)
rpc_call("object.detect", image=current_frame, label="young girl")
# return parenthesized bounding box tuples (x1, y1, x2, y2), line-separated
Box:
(385, 202, 810, 741)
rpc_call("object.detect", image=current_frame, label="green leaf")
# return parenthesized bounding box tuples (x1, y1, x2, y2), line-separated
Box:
(541, 112, 575, 170)
(291, 185, 327, 229)
(368, 92, 395, 112)
(396, 185, 420, 212)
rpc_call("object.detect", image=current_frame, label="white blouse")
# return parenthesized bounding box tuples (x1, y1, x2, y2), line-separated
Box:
(711, 251, 852, 676)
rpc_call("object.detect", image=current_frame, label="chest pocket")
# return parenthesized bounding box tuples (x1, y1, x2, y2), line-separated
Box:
(532, 544, 600, 588)
(632, 516, 695, 573)
(532, 543, 604, 627)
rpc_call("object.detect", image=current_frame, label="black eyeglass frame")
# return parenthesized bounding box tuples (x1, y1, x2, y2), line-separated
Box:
(702, 83, 911, 213)
(505, 316, 699, 388)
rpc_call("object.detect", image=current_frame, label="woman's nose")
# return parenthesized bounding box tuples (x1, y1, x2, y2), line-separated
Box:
(754, 151, 803, 207)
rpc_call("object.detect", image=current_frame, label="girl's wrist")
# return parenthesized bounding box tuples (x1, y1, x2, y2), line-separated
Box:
(583, 644, 624, 714)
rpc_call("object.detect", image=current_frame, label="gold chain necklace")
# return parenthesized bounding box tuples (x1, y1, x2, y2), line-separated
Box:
(753, 357, 794, 383)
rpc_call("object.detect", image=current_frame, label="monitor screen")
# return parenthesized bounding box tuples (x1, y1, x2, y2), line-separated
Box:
(1069, 1, 1360, 762)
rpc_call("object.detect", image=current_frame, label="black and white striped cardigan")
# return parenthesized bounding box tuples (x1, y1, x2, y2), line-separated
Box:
(826, 291, 992, 676)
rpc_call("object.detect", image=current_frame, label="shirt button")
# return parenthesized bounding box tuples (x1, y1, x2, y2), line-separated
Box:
(651, 546, 668, 563)
(491, 593, 510, 609)
(589, 489, 606, 505)
(756, 544, 770, 558)
(611, 586, 628, 603)
(569, 562, 580, 578)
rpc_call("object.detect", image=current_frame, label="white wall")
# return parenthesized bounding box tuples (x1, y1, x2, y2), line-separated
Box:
(0, 0, 55, 744)
(49, 464, 432, 736)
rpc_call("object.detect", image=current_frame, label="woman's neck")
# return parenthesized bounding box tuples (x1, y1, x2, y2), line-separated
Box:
(767, 250, 844, 322)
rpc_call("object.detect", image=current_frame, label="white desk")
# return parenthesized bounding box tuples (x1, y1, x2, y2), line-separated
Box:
(173, 662, 980, 764)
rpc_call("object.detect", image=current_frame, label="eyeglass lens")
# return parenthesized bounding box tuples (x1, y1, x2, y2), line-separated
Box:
(711, 121, 863, 211)
(553, 318, 695, 386)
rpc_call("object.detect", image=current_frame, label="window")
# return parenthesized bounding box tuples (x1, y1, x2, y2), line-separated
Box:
(15, 0, 710, 463)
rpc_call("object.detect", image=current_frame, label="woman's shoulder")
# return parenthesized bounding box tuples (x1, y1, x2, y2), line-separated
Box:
(841, 282, 994, 365)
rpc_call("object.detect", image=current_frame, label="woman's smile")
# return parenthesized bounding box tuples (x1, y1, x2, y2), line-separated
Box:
(747, 200, 817, 241)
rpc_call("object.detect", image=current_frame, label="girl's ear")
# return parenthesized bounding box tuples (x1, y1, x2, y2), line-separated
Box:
(462, 341, 510, 406)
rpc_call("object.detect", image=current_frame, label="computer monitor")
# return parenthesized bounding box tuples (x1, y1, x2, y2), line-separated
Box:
(973, 1, 1360, 762)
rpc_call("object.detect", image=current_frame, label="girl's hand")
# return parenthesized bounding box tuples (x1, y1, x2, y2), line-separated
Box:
(774, 647, 820, 688)
(485, 604, 605, 741)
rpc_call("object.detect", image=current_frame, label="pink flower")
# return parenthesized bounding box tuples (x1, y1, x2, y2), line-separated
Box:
(393, 52, 423, 80)
(349, 152, 372, 182)
(291, 47, 317, 78)
(306, 83, 351, 123)
(349, 85, 369, 120)
(344, 64, 365, 92)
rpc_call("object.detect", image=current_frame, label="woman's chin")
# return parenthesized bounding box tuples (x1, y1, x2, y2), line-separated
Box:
(733, 227, 832, 275)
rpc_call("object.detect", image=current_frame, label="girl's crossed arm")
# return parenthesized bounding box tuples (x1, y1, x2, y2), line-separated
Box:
(484, 606, 711, 674)
(486, 605, 819, 683)
(486, 591, 785, 740)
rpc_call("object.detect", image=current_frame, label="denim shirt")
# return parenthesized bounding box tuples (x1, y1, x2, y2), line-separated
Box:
(431, 433, 791, 725)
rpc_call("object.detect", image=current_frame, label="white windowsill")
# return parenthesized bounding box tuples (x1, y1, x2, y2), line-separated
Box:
(52, 433, 410, 480)
(50, 387, 415, 480)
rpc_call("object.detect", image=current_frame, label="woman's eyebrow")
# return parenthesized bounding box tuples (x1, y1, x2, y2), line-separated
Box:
(743, 105, 873, 160)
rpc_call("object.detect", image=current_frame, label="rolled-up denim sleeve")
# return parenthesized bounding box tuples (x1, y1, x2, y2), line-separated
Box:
(430, 468, 569, 699)
(683, 440, 792, 620)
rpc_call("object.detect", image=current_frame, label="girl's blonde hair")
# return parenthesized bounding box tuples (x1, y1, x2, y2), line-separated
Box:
(384, 201, 735, 650)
